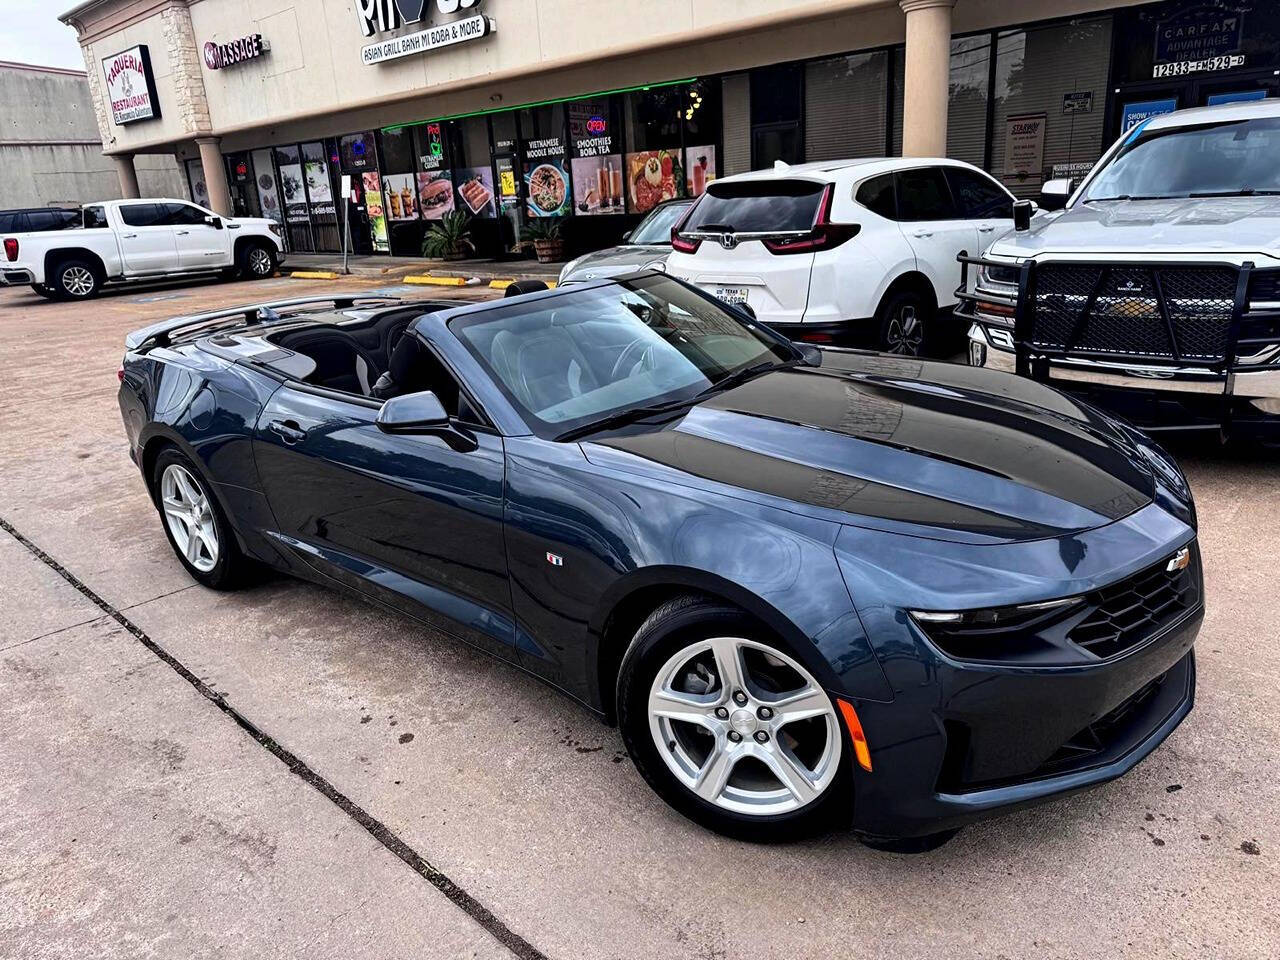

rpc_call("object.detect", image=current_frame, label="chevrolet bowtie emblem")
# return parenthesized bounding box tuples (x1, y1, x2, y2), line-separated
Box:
(1166, 547, 1191, 573)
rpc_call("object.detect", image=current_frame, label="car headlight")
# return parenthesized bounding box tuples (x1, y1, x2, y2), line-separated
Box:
(558, 255, 585, 283)
(978, 261, 1020, 289)
(910, 597, 1081, 661)
(642, 259, 667, 273)
(268, 222, 282, 237)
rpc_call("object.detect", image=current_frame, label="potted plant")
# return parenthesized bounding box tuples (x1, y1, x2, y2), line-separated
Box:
(525, 217, 564, 264)
(421, 210, 474, 261)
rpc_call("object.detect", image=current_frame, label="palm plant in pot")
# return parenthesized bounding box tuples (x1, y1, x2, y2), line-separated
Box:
(525, 217, 564, 264)
(421, 210, 474, 261)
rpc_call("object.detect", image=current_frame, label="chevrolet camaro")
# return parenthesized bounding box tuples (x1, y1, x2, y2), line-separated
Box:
(118, 274, 1203, 846)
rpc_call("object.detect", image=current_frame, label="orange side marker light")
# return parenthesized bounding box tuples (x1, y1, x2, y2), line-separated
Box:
(837, 698, 873, 772)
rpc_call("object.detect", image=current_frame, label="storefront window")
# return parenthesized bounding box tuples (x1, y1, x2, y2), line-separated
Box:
(274, 144, 312, 252)
(520, 104, 570, 218)
(948, 35, 990, 169)
(302, 141, 339, 251)
(750, 64, 804, 168)
(1111, 1, 1280, 86)
(625, 86, 685, 213)
(249, 148, 282, 232)
(568, 95, 624, 215)
(682, 79, 720, 197)
(451, 118, 497, 219)
(992, 17, 1112, 197)
(805, 51, 889, 161)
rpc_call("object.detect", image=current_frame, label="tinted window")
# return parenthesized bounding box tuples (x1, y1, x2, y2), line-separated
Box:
(946, 167, 1012, 219)
(159, 202, 207, 226)
(24, 209, 80, 231)
(629, 200, 693, 244)
(894, 167, 957, 220)
(855, 174, 897, 219)
(83, 206, 108, 229)
(685, 179, 824, 233)
(0, 213, 21, 233)
(119, 203, 165, 227)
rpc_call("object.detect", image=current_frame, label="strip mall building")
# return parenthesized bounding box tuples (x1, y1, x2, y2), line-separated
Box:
(61, 0, 1280, 260)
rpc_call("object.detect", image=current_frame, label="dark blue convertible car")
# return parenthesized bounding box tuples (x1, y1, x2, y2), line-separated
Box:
(118, 274, 1202, 846)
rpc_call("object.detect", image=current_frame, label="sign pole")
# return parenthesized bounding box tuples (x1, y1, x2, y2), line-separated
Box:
(341, 174, 352, 275)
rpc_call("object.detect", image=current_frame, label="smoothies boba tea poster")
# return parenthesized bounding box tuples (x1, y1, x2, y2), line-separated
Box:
(383, 173, 419, 220)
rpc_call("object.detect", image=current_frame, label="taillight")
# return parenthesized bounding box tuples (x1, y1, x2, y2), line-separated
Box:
(671, 228, 702, 254)
(763, 183, 860, 255)
(117, 367, 125, 383)
(3, 237, 17, 261)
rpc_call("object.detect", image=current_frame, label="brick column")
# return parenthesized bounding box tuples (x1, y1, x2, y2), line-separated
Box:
(113, 154, 141, 198)
(899, 0, 956, 157)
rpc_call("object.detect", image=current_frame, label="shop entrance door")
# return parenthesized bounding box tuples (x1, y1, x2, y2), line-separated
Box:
(494, 153, 523, 257)
(1111, 69, 1277, 137)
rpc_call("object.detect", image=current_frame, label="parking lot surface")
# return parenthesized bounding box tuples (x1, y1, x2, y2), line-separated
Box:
(1, 276, 1277, 959)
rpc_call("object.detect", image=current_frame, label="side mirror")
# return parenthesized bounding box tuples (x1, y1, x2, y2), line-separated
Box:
(1013, 200, 1034, 232)
(621, 230, 633, 242)
(376, 391, 449, 433)
(1038, 178, 1075, 212)
(205, 215, 223, 229)
(376, 390, 478, 451)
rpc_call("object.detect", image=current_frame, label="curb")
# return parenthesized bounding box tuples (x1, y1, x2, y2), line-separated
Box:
(290, 270, 339, 280)
(404, 275, 468, 286)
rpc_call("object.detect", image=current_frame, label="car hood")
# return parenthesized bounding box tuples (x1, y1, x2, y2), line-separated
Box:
(562, 245, 668, 281)
(583, 352, 1155, 544)
(990, 196, 1280, 258)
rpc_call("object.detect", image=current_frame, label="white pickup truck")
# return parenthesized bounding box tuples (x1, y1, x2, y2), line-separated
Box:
(1, 197, 284, 300)
(959, 99, 1280, 440)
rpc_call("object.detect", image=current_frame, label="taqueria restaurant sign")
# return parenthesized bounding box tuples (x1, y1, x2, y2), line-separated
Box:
(101, 45, 160, 125)
(356, 0, 495, 65)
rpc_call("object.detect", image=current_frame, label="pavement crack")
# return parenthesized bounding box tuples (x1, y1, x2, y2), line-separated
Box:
(1, 613, 110, 652)
(0, 514, 549, 960)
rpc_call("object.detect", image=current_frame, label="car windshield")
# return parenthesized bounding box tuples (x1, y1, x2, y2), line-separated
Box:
(629, 201, 693, 244)
(1082, 115, 1280, 202)
(450, 275, 796, 439)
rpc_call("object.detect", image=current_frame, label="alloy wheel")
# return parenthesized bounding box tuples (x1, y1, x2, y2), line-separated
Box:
(248, 248, 273, 276)
(647, 636, 842, 816)
(61, 266, 95, 297)
(160, 463, 219, 573)
(885, 305, 924, 355)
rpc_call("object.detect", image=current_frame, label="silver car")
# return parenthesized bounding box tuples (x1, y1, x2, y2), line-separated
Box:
(557, 199, 693, 285)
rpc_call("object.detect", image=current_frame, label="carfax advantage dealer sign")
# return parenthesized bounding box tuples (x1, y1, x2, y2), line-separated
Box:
(101, 45, 161, 125)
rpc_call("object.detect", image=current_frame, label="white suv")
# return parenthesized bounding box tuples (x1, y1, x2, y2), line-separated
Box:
(665, 158, 1019, 354)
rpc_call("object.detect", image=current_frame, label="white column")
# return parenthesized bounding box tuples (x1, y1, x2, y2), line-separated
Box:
(113, 154, 140, 198)
(196, 137, 232, 216)
(899, 0, 957, 157)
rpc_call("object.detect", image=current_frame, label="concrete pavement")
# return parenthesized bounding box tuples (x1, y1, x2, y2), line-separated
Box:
(0, 275, 1276, 959)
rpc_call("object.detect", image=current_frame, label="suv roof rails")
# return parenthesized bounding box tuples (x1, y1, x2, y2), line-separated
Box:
(124, 295, 403, 351)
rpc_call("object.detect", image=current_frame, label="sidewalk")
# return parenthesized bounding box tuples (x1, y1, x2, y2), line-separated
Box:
(285, 253, 563, 283)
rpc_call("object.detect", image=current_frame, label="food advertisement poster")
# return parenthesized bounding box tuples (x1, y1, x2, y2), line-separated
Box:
(416, 170, 455, 220)
(571, 155, 624, 215)
(525, 159, 570, 217)
(251, 149, 282, 224)
(383, 173, 419, 220)
(363, 172, 389, 253)
(684, 145, 716, 198)
(279, 163, 308, 223)
(626, 150, 678, 214)
(455, 166, 495, 218)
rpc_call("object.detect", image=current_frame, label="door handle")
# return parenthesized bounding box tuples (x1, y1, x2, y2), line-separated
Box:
(176, 230, 190, 235)
(122, 232, 138, 238)
(268, 419, 307, 444)
(911, 230, 933, 238)
(978, 225, 996, 233)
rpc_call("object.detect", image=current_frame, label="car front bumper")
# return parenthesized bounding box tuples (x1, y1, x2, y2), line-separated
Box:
(968, 322, 1280, 434)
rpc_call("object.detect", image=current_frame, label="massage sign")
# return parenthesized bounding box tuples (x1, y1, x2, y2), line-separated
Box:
(355, 0, 495, 65)
(101, 45, 160, 125)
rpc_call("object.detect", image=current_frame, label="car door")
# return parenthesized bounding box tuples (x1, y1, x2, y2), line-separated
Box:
(161, 202, 229, 270)
(893, 166, 978, 309)
(944, 165, 1016, 253)
(115, 202, 178, 273)
(251, 374, 517, 663)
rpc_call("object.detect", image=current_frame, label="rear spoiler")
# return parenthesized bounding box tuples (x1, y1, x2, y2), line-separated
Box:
(123, 295, 402, 351)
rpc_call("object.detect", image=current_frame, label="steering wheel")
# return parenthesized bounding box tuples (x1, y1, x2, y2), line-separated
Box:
(610, 338, 659, 380)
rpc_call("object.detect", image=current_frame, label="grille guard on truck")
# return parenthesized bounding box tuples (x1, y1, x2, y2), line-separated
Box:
(956, 254, 1280, 433)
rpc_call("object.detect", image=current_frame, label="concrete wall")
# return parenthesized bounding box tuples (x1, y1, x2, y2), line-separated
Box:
(0, 61, 185, 208)
(67, 0, 1155, 155)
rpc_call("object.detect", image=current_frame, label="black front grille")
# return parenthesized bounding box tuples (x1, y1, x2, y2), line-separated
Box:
(1249, 270, 1280, 304)
(1037, 672, 1168, 773)
(1030, 264, 1238, 363)
(1069, 546, 1200, 660)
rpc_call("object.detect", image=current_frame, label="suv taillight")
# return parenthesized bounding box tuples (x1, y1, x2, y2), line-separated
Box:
(761, 185, 860, 255)
(670, 197, 704, 254)
(3, 237, 17, 262)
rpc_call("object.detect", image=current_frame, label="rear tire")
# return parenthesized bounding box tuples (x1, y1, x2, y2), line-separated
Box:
(238, 241, 276, 280)
(150, 447, 252, 590)
(617, 595, 854, 842)
(875, 288, 933, 357)
(51, 259, 101, 300)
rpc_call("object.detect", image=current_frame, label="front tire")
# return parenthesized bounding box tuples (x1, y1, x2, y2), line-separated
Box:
(51, 259, 101, 300)
(238, 241, 276, 280)
(150, 447, 249, 590)
(617, 596, 853, 841)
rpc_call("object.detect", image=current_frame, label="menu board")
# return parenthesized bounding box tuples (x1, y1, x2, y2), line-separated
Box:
(363, 171, 389, 252)
(684, 145, 716, 198)
(626, 149, 679, 214)
(279, 163, 308, 223)
(525, 159, 570, 217)
(455, 165, 495, 218)
(417, 170, 455, 220)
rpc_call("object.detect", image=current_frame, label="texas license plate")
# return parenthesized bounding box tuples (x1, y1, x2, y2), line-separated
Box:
(714, 286, 749, 306)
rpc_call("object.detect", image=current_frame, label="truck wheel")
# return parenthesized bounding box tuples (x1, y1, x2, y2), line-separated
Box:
(238, 242, 276, 280)
(52, 259, 101, 300)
